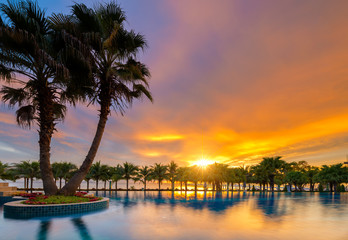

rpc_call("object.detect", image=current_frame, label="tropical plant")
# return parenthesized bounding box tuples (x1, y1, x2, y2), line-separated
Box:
(110, 164, 124, 190)
(90, 161, 109, 190)
(122, 162, 138, 190)
(285, 171, 308, 191)
(167, 161, 178, 191)
(137, 166, 152, 190)
(259, 156, 286, 191)
(151, 163, 168, 190)
(0, 0, 84, 195)
(316, 164, 348, 192)
(0, 161, 8, 180)
(54, 2, 152, 195)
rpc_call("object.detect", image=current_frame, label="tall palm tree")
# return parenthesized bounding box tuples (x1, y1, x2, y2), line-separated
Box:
(123, 162, 138, 191)
(151, 163, 168, 190)
(167, 161, 178, 191)
(110, 164, 124, 190)
(0, 0, 82, 195)
(54, 2, 152, 195)
(137, 166, 152, 190)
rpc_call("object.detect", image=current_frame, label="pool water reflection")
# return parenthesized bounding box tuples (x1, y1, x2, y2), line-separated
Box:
(1, 191, 347, 240)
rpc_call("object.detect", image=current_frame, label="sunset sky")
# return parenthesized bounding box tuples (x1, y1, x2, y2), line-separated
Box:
(1, 0, 348, 167)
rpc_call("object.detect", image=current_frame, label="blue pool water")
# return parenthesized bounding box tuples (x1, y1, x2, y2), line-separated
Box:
(1, 191, 347, 240)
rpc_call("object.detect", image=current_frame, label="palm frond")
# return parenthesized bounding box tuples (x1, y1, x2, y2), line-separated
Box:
(16, 104, 35, 128)
(0, 85, 29, 106)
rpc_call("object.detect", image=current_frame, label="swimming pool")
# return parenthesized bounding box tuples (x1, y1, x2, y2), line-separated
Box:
(1, 191, 347, 240)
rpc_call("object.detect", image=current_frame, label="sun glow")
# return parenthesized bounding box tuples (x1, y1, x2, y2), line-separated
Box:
(191, 158, 215, 168)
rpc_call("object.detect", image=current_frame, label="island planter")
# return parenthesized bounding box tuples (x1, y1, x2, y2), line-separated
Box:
(3, 197, 109, 219)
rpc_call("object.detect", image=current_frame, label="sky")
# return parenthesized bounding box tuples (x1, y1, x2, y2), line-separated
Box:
(1, 0, 348, 167)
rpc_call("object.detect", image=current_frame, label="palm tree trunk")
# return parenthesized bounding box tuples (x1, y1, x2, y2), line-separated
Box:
(171, 180, 174, 191)
(144, 181, 146, 191)
(180, 181, 183, 191)
(59, 103, 109, 195)
(185, 181, 188, 191)
(26, 178, 29, 192)
(59, 178, 62, 190)
(87, 180, 89, 192)
(115, 181, 118, 190)
(38, 95, 58, 195)
(126, 179, 129, 191)
(158, 180, 161, 190)
(96, 180, 99, 191)
(104, 181, 106, 190)
(24, 177, 26, 190)
(194, 182, 197, 191)
(30, 178, 33, 193)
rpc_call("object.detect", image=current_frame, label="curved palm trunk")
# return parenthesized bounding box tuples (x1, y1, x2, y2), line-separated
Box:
(59, 103, 109, 195)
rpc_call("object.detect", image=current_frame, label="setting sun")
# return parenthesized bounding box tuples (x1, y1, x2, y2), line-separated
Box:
(191, 158, 215, 168)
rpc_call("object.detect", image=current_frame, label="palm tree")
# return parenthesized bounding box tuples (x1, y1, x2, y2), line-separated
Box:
(317, 164, 348, 192)
(177, 167, 190, 191)
(151, 163, 168, 190)
(188, 166, 201, 191)
(137, 166, 152, 190)
(259, 156, 286, 191)
(226, 168, 238, 191)
(0, 0, 79, 195)
(100, 166, 111, 190)
(110, 164, 124, 190)
(0, 161, 8, 180)
(123, 162, 138, 191)
(61, 162, 77, 185)
(55, 2, 153, 195)
(89, 161, 109, 191)
(207, 163, 228, 191)
(84, 170, 93, 192)
(167, 161, 178, 191)
(26, 161, 41, 192)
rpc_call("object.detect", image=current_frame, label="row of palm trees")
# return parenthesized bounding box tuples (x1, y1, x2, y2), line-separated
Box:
(1, 157, 347, 192)
(0, 0, 152, 195)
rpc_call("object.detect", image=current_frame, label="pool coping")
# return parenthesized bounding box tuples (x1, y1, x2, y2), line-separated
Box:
(3, 197, 109, 219)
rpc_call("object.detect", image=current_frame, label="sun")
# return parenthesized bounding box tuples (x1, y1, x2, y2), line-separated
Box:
(192, 158, 215, 168)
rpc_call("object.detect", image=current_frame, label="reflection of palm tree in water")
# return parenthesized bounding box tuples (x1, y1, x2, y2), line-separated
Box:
(37, 221, 51, 240)
(72, 218, 93, 240)
(37, 218, 93, 240)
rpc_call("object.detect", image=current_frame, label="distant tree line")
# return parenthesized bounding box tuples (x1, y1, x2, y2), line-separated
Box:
(1, 157, 347, 193)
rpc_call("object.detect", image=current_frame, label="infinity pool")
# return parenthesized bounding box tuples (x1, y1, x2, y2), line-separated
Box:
(1, 191, 347, 240)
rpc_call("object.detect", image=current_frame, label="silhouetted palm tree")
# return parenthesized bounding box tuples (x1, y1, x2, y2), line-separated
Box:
(151, 163, 168, 190)
(0, 0, 82, 195)
(123, 162, 138, 190)
(168, 161, 178, 191)
(54, 2, 153, 195)
(137, 166, 152, 190)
